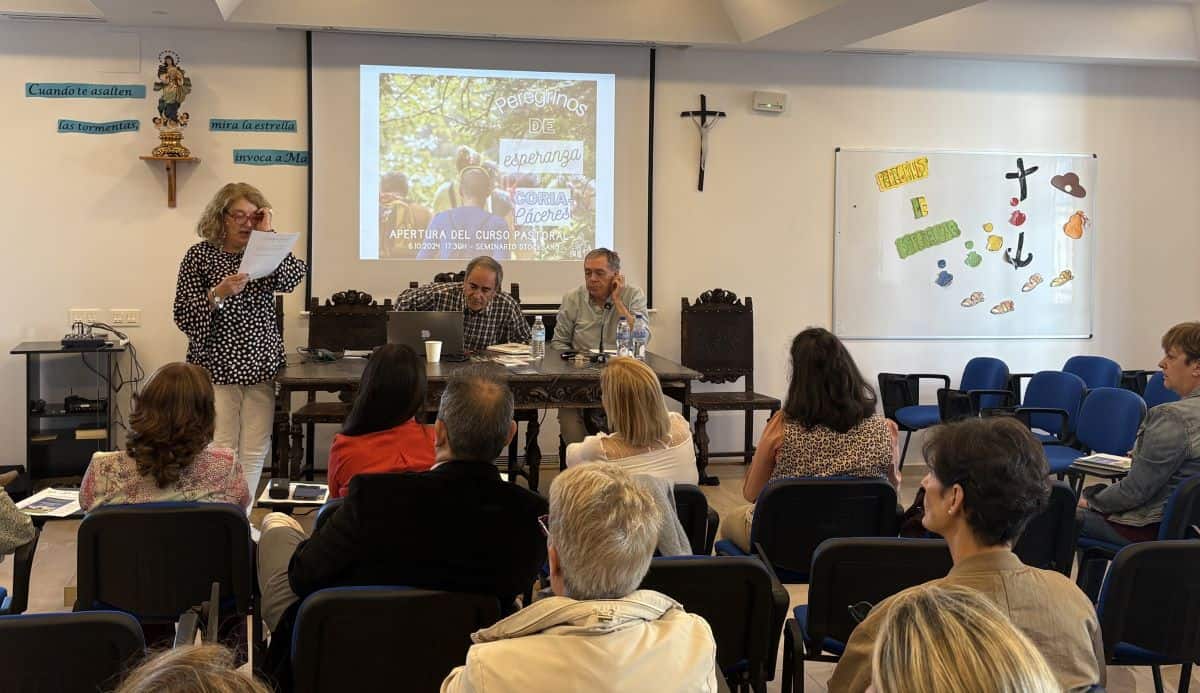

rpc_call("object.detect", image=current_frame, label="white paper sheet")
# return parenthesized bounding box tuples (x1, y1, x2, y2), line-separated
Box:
(240, 231, 299, 280)
(17, 488, 81, 517)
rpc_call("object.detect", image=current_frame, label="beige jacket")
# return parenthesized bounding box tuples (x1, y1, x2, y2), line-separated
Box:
(828, 550, 1105, 693)
(441, 589, 719, 693)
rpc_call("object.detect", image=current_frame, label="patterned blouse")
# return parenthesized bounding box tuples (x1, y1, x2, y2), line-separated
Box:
(771, 414, 895, 482)
(174, 241, 306, 385)
(80, 446, 251, 511)
(395, 282, 530, 351)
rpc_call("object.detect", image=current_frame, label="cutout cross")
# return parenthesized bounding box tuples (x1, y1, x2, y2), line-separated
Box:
(680, 94, 726, 191)
(1005, 157, 1040, 201)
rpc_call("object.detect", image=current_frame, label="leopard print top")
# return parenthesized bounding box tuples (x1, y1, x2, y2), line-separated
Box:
(771, 414, 894, 482)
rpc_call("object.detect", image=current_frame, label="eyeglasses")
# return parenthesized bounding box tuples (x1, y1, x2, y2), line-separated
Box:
(537, 514, 550, 537)
(225, 210, 263, 224)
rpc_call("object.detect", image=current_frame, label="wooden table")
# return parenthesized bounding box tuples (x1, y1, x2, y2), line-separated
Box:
(272, 350, 703, 488)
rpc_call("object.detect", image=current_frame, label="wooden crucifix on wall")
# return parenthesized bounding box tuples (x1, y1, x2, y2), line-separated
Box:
(680, 94, 726, 191)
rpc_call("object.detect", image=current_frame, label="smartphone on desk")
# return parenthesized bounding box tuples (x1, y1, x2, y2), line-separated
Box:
(292, 485, 326, 502)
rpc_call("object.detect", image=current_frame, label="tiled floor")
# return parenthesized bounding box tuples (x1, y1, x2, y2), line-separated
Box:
(3, 458, 1196, 692)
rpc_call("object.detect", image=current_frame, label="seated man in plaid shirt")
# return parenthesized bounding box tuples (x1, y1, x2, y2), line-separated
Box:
(396, 256, 530, 352)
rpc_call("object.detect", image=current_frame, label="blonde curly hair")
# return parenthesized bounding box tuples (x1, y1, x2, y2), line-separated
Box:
(196, 183, 271, 246)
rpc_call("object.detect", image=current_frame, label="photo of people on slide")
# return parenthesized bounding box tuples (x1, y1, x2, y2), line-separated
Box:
(371, 68, 609, 261)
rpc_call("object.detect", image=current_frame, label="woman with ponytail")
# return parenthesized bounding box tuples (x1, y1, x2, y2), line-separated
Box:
(81, 363, 249, 511)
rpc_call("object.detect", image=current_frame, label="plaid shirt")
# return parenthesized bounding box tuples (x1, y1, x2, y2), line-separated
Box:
(396, 282, 530, 351)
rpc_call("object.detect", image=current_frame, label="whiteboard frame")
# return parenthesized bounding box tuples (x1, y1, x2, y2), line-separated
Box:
(832, 146, 1097, 341)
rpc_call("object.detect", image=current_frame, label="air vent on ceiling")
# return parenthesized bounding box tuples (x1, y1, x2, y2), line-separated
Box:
(1, 13, 106, 23)
(826, 48, 914, 56)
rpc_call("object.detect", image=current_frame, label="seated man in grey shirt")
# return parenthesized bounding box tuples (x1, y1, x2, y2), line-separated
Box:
(1078, 321, 1200, 547)
(551, 248, 649, 444)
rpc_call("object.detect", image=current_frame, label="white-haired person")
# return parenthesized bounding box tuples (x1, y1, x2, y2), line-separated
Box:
(441, 463, 719, 692)
(566, 357, 698, 485)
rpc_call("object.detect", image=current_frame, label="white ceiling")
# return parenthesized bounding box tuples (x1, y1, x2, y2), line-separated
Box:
(1, 0, 1197, 66)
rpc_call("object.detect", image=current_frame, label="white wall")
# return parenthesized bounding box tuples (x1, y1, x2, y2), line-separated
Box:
(652, 49, 1200, 456)
(2, 21, 1198, 471)
(0, 23, 308, 464)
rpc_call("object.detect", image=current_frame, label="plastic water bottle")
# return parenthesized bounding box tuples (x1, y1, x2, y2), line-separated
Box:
(531, 315, 546, 360)
(631, 314, 650, 361)
(615, 316, 631, 357)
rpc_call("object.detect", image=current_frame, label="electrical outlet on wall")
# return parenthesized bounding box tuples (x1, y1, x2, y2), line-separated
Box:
(110, 309, 141, 326)
(69, 308, 102, 325)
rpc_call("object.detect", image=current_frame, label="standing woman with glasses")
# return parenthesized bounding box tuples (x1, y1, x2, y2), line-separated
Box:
(174, 183, 306, 498)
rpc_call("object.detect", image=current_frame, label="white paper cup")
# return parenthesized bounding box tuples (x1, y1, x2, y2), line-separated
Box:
(424, 340, 443, 363)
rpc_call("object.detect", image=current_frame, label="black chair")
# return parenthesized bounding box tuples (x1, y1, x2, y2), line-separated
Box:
(0, 526, 40, 615)
(292, 586, 502, 693)
(674, 290, 781, 485)
(74, 503, 262, 660)
(0, 611, 145, 693)
(314, 496, 344, 533)
(1095, 540, 1200, 693)
(674, 484, 719, 555)
(715, 478, 900, 582)
(1012, 481, 1078, 576)
(640, 553, 789, 693)
(782, 538, 954, 693)
(1077, 475, 1200, 600)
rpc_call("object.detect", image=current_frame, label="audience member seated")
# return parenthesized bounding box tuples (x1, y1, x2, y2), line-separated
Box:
(81, 363, 249, 511)
(566, 357, 698, 485)
(257, 364, 547, 690)
(0, 470, 34, 560)
(441, 463, 718, 692)
(870, 584, 1059, 693)
(828, 417, 1104, 693)
(327, 344, 435, 498)
(116, 644, 270, 693)
(720, 327, 900, 552)
(1078, 321, 1200, 545)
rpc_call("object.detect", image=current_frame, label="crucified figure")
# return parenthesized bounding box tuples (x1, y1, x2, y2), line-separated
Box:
(680, 94, 726, 191)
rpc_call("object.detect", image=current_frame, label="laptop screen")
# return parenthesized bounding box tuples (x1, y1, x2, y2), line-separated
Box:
(387, 311, 466, 357)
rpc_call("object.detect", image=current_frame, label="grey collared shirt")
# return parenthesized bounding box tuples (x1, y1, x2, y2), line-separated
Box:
(550, 285, 649, 353)
(1086, 387, 1200, 526)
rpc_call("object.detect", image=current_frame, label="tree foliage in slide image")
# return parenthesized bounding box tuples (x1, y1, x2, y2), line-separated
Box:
(378, 73, 599, 260)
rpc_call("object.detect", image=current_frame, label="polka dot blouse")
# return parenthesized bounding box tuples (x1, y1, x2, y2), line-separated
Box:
(173, 241, 306, 386)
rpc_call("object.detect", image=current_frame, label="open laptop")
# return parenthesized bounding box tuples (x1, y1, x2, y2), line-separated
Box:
(387, 311, 467, 359)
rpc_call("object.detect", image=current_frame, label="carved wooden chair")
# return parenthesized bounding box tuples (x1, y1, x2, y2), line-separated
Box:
(675, 289, 780, 485)
(291, 290, 392, 479)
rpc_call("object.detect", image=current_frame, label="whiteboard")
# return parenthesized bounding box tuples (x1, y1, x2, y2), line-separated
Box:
(834, 148, 1096, 339)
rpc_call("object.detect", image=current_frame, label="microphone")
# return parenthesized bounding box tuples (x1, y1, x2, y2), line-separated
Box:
(593, 301, 614, 363)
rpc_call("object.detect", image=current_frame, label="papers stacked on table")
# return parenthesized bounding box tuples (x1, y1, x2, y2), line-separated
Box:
(1072, 453, 1132, 475)
(17, 488, 81, 517)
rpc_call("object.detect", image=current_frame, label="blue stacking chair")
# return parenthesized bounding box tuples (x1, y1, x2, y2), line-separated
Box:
(1143, 372, 1180, 409)
(641, 554, 789, 692)
(714, 478, 899, 583)
(1094, 540, 1200, 693)
(1042, 387, 1146, 477)
(1064, 355, 1123, 390)
(781, 538, 953, 693)
(880, 357, 1010, 466)
(1011, 370, 1088, 445)
(0, 611, 145, 692)
(1077, 475, 1200, 601)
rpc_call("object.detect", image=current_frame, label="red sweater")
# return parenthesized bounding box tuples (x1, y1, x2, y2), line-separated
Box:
(327, 420, 437, 498)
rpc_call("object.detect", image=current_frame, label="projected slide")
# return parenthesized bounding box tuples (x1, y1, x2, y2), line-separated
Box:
(360, 65, 615, 261)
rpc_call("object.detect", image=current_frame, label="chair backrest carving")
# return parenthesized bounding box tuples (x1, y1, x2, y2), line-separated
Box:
(307, 290, 392, 351)
(681, 289, 754, 385)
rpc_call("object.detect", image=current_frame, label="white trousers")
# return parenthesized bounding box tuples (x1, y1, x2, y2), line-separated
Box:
(213, 381, 275, 500)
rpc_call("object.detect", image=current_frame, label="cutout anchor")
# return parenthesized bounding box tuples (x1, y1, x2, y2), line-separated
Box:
(1004, 231, 1033, 269)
